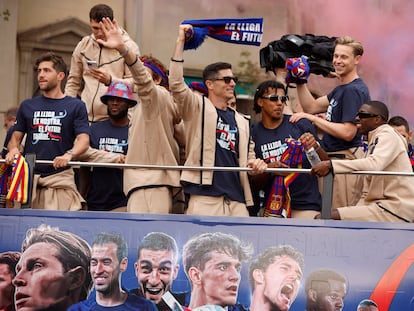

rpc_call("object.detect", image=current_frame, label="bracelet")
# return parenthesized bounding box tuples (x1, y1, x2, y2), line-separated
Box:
(126, 55, 138, 67)
(171, 57, 184, 63)
(65, 149, 74, 156)
(119, 47, 129, 57)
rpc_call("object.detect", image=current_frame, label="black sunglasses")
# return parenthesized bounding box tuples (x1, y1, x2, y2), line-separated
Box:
(260, 94, 289, 103)
(213, 76, 239, 84)
(357, 112, 380, 119)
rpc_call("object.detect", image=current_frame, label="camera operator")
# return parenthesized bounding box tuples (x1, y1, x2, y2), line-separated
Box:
(288, 36, 370, 210)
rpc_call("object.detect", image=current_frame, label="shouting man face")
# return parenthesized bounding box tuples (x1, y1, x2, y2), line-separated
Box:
(135, 248, 179, 304)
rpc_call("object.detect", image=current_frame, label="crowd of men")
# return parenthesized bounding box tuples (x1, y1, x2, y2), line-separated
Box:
(2, 3, 414, 223)
(2, 225, 380, 311)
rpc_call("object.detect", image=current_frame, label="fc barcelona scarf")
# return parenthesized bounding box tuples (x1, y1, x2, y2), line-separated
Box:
(181, 18, 264, 50)
(264, 138, 304, 218)
(6, 154, 30, 204)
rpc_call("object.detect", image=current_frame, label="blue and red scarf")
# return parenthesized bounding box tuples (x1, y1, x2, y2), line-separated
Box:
(182, 18, 264, 50)
(263, 138, 304, 218)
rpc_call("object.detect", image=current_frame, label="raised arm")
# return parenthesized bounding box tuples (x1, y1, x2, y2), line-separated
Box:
(172, 24, 190, 62)
(96, 17, 137, 66)
(296, 84, 330, 114)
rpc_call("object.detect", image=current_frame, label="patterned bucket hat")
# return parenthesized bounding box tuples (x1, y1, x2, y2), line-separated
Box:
(100, 81, 137, 107)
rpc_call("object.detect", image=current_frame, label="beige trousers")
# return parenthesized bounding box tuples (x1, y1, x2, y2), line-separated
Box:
(127, 187, 172, 214)
(186, 194, 249, 217)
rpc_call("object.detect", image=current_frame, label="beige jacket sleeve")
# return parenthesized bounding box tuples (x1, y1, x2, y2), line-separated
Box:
(77, 147, 122, 163)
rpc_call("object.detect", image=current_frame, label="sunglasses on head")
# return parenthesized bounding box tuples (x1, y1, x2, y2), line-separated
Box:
(213, 76, 239, 84)
(357, 112, 380, 119)
(260, 94, 289, 103)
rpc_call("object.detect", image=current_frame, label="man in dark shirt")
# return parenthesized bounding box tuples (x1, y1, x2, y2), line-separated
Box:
(250, 80, 324, 218)
(5, 52, 90, 210)
(78, 81, 136, 211)
(288, 36, 370, 209)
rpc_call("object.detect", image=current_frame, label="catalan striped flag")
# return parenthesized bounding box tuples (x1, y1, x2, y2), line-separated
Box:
(6, 154, 30, 204)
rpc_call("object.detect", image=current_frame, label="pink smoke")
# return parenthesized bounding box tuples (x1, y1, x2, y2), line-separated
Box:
(299, 0, 414, 128)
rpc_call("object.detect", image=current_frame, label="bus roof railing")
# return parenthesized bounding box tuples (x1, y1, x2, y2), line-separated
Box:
(5, 158, 414, 176)
(3, 155, 414, 218)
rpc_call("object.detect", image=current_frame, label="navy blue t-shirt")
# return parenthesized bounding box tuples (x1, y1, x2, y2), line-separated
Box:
(324, 78, 370, 151)
(251, 115, 321, 211)
(87, 119, 128, 211)
(67, 291, 157, 311)
(185, 108, 245, 203)
(14, 95, 90, 176)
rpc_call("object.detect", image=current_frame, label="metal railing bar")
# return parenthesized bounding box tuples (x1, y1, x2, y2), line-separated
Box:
(3, 159, 414, 176)
(3, 159, 311, 173)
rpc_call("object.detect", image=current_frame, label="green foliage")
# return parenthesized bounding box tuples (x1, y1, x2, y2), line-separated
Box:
(235, 50, 271, 96)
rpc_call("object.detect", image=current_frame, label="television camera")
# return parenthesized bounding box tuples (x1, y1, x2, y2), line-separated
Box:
(259, 34, 337, 77)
